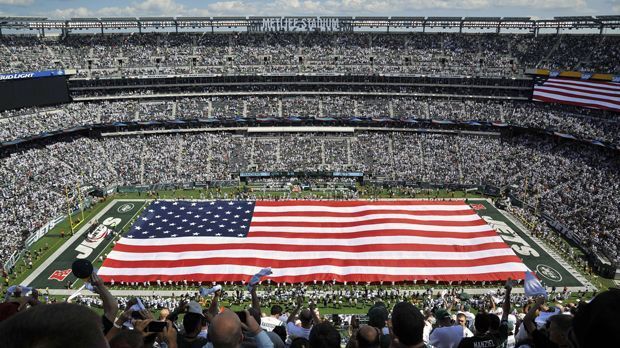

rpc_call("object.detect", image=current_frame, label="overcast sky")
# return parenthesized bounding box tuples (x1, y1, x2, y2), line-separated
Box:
(0, 0, 618, 19)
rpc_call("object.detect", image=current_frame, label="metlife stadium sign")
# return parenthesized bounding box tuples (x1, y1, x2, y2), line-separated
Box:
(251, 17, 350, 32)
(0, 69, 66, 81)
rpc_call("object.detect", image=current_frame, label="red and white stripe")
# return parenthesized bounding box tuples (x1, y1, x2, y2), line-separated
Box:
(98, 200, 528, 283)
(533, 78, 620, 112)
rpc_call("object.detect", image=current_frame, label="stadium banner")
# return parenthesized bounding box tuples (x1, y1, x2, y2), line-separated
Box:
(240, 171, 363, 178)
(253, 17, 346, 32)
(0, 69, 66, 81)
(533, 77, 620, 112)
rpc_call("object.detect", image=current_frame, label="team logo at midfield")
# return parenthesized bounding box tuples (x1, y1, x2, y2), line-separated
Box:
(470, 204, 486, 211)
(48, 269, 72, 282)
(117, 203, 135, 213)
(536, 264, 562, 282)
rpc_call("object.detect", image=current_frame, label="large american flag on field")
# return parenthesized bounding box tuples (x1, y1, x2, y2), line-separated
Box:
(533, 77, 620, 112)
(98, 200, 528, 283)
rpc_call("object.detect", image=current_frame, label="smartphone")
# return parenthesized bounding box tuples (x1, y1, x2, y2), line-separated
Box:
(147, 321, 167, 333)
(235, 311, 247, 324)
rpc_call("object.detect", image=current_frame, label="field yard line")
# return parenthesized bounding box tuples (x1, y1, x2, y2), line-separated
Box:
(22, 200, 118, 287)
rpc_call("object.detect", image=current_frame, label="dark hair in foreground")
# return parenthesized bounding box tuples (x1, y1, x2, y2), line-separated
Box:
(0, 302, 107, 348)
(391, 302, 425, 346)
(309, 322, 341, 348)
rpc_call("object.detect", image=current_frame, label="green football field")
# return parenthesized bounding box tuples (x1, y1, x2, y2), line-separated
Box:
(23, 197, 584, 289)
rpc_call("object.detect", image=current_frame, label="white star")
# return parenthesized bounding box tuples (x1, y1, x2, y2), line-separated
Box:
(194, 215, 200, 218)
(155, 215, 161, 218)
(234, 215, 240, 218)
(128, 235, 134, 238)
(172, 202, 178, 205)
(198, 225, 204, 228)
(167, 212, 173, 215)
(180, 207, 185, 210)
(156, 227, 162, 230)
(245, 210, 250, 213)
(214, 215, 220, 218)
(198, 207, 204, 210)
(135, 226, 142, 230)
(207, 228, 213, 232)
(148, 209, 154, 213)
(247, 201, 253, 205)
(174, 215, 180, 218)
(171, 234, 177, 237)
(202, 218, 208, 222)
(242, 218, 249, 221)
(177, 226, 183, 230)
(219, 224, 225, 228)
(225, 211, 231, 215)
(149, 223, 155, 226)
(228, 228, 234, 232)
(142, 231, 148, 234)
(217, 206, 223, 210)
(169, 223, 175, 226)
(193, 232, 199, 236)
(186, 211, 192, 214)
(182, 219, 188, 222)
(191, 202, 197, 206)
(231, 221, 237, 225)
(215, 232, 221, 236)
(185, 229, 191, 233)
(209, 202, 215, 205)
(222, 218, 228, 221)
(162, 219, 168, 222)
(237, 234, 244, 237)
(154, 201, 160, 204)
(228, 202, 234, 205)
(164, 231, 170, 234)
(236, 206, 242, 210)
(206, 211, 212, 214)
(142, 217, 148, 221)
(190, 222, 196, 226)
(240, 225, 246, 228)
(149, 236, 155, 239)
(161, 206, 167, 210)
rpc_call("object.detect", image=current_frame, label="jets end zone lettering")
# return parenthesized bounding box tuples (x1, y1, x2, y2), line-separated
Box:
(75, 218, 120, 259)
(482, 216, 540, 257)
(73, 203, 136, 258)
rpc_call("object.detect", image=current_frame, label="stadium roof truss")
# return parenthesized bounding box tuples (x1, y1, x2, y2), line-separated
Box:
(0, 16, 616, 34)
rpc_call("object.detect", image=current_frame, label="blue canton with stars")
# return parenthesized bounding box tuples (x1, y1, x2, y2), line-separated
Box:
(126, 200, 256, 239)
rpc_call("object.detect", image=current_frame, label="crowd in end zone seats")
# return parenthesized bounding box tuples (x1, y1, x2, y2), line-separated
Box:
(0, 132, 619, 269)
(1, 97, 619, 145)
(1, 274, 620, 347)
(1, 33, 619, 77)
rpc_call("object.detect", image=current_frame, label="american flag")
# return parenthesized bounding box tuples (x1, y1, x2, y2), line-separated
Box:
(98, 200, 528, 283)
(533, 77, 620, 112)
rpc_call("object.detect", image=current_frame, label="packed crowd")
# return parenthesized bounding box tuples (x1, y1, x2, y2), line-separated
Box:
(1, 275, 619, 348)
(1, 131, 619, 268)
(1, 32, 619, 77)
(1, 97, 619, 144)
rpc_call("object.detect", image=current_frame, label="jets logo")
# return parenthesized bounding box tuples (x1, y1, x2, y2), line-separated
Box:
(48, 269, 72, 282)
(536, 264, 562, 282)
(117, 203, 135, 213)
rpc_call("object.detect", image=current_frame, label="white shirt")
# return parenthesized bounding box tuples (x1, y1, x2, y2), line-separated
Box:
(261, 316, 284, 332)
(429, 325, 473, 348)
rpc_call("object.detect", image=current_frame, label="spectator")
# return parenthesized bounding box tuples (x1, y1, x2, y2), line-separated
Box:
(0, 302, 108, 348)
(390, 301, 426, 348)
